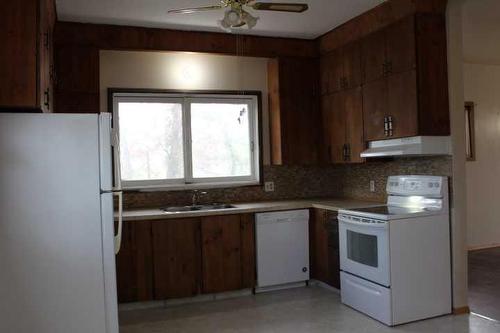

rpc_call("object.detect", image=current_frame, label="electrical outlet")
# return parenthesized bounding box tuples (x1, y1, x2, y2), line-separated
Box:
(370, 180, 376, 192)
(264, 181, 275, 192)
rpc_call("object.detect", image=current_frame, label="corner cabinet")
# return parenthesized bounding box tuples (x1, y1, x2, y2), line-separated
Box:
(1, 0, 56, 111)
(309, 208, 340, 289)
(361, 14, 450, 141)
(116, 214, 256, 303)
(268, 57, 321, 165)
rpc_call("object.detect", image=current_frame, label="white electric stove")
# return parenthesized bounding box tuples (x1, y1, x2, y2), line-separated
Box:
(338, 175, 452, 326)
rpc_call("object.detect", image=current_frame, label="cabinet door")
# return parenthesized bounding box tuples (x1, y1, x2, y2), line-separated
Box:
(152, 218, 200, 299)
(362, 30, 386, 83)
(325, 211, 340, 289)
(342, 41, 362, 89)
(0, 0, 38, 108)
(344, 87, 364, 163)
(320, 53, 333, 95)
(362, 78, 388, 141)
(328, 49, 344, 93)
(310, 209, 329, 282)
(115, 221, 154, 303)
(240, 214, 256, 289)
(386, 16, 416, 76)
(329, 92, 347, 163)
(201, 215, 242, 293)
(321, 94, 333, 163)
(387, 70, 418, 138)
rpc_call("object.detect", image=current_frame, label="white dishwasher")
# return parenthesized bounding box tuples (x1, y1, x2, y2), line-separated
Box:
(255, 209, 310, 292)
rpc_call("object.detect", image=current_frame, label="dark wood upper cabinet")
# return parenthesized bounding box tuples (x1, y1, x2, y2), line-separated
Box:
(342, 41, 362, 90)
(268, 57, 321, 165)
(115, 221, 154, 303)
(362, 16, 416, 83)
(152, 218, 201, 300)
(322, 88, 364, 164)
(1, 0, 55, 111)
(362, 14, 449, 141)
(321, 41, 362, 94)
(361, 29, 386, 83)
(385, 16, 416, 76)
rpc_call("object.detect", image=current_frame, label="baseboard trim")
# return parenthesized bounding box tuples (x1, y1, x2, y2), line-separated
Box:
(468, 244, 500, 251)
(308, 279, 340, 294)
(118, 288, 253, 311)
(453, 306, 470, 315)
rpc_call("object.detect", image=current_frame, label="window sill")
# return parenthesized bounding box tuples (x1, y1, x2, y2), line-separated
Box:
(123, 181, 262, 192)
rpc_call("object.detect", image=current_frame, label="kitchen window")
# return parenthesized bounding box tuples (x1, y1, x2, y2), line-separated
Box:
(111, 91, 261, 190)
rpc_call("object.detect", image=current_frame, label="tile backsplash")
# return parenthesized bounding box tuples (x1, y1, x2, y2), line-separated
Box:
(123, 156, 452, 209)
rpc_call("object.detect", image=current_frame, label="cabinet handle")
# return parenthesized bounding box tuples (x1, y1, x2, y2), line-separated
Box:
(387, 115, 393, 136)
(346, 144, 351, 161)
(382, 62, 387, 76)
(44, 31, 50, 50)
(384, 116, 389, 136)
(44, 88, 50, 109)
(342, 144, 349, 162)
(386, 61, 393, 75)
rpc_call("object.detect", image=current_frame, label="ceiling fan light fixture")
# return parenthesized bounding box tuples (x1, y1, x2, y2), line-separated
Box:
(223, 9, 242, 26)
(242, 11, 259, 29)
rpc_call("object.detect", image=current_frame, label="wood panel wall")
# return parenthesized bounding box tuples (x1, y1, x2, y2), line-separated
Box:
(318, 0, 447, 54)
(53, 22, 317, 113)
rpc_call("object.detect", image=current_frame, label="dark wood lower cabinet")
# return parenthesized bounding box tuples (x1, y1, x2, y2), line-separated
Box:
(310, 209, 340, 289)
(201, 215, 243, 293)
(116, 214, 256, 303)
(152, 218, 201, 299)
(115, 221, 154, 303)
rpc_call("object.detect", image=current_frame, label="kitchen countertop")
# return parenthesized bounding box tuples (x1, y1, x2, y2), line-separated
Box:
(117, 198, 383, 221)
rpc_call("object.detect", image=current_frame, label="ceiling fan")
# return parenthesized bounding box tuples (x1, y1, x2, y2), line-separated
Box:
(168, 0, 309, 31)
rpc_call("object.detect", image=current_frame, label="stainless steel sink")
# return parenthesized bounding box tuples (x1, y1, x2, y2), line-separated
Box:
(162, 203, 235, 213)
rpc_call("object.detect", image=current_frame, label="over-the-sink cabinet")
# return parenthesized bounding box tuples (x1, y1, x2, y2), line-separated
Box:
(116, 214, 256, 303)
(361, 14, 449, 141)
(322, 88, 364, 163)
(1, 0, 56, 111)
(201, 214, 256, 293)
(152, 218, 201, 299)
(309, 208, 340, 289)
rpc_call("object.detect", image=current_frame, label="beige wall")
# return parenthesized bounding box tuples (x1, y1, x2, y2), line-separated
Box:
(99, 50, 271, 164)
(464, 63, 500, 249)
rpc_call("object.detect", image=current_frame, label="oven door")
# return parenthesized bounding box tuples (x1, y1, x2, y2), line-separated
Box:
(339, 214, 390, 286)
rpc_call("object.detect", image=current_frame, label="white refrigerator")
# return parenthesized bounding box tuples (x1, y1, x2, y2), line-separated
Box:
(0, 113, 122, 333)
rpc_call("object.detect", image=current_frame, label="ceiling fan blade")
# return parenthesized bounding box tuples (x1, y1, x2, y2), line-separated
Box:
(251, 2, 308, 13)
(168, 5, 223, 14)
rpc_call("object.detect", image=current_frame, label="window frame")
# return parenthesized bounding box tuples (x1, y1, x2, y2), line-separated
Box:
(109, 89, 262, 190)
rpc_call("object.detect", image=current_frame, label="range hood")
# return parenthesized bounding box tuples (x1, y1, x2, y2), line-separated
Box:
(360, 136, 451, 158)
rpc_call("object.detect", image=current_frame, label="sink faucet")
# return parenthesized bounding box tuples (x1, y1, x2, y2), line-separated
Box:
(192, 190, 207, 206)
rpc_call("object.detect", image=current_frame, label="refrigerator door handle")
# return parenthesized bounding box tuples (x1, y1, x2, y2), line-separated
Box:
(114, 191, 123, 254)
(112, 127, 122, 191)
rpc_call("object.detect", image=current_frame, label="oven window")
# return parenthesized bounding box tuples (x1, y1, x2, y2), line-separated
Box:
(347, 230, 378, 268)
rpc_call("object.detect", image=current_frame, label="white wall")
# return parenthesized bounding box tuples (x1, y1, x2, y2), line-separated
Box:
(464, 63, 500, 249)
(99, 50, 271, 165)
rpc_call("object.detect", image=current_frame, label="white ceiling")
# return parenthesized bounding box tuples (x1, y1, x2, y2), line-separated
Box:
(56, 0, 385, 39)
(462, 0, 500, 65)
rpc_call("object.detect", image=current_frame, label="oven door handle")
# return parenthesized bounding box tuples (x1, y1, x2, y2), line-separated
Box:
(338, 216, 388, 228)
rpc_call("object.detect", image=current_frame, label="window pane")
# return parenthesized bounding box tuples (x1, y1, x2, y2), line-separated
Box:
(118, 102, 184, 181)
(191, 102, 252, 178)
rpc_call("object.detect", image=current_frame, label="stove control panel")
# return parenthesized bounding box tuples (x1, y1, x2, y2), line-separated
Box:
(386, 176, 445, 197)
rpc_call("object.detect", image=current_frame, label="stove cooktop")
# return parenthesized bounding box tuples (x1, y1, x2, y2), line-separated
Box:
(340, 205, 440, 220)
